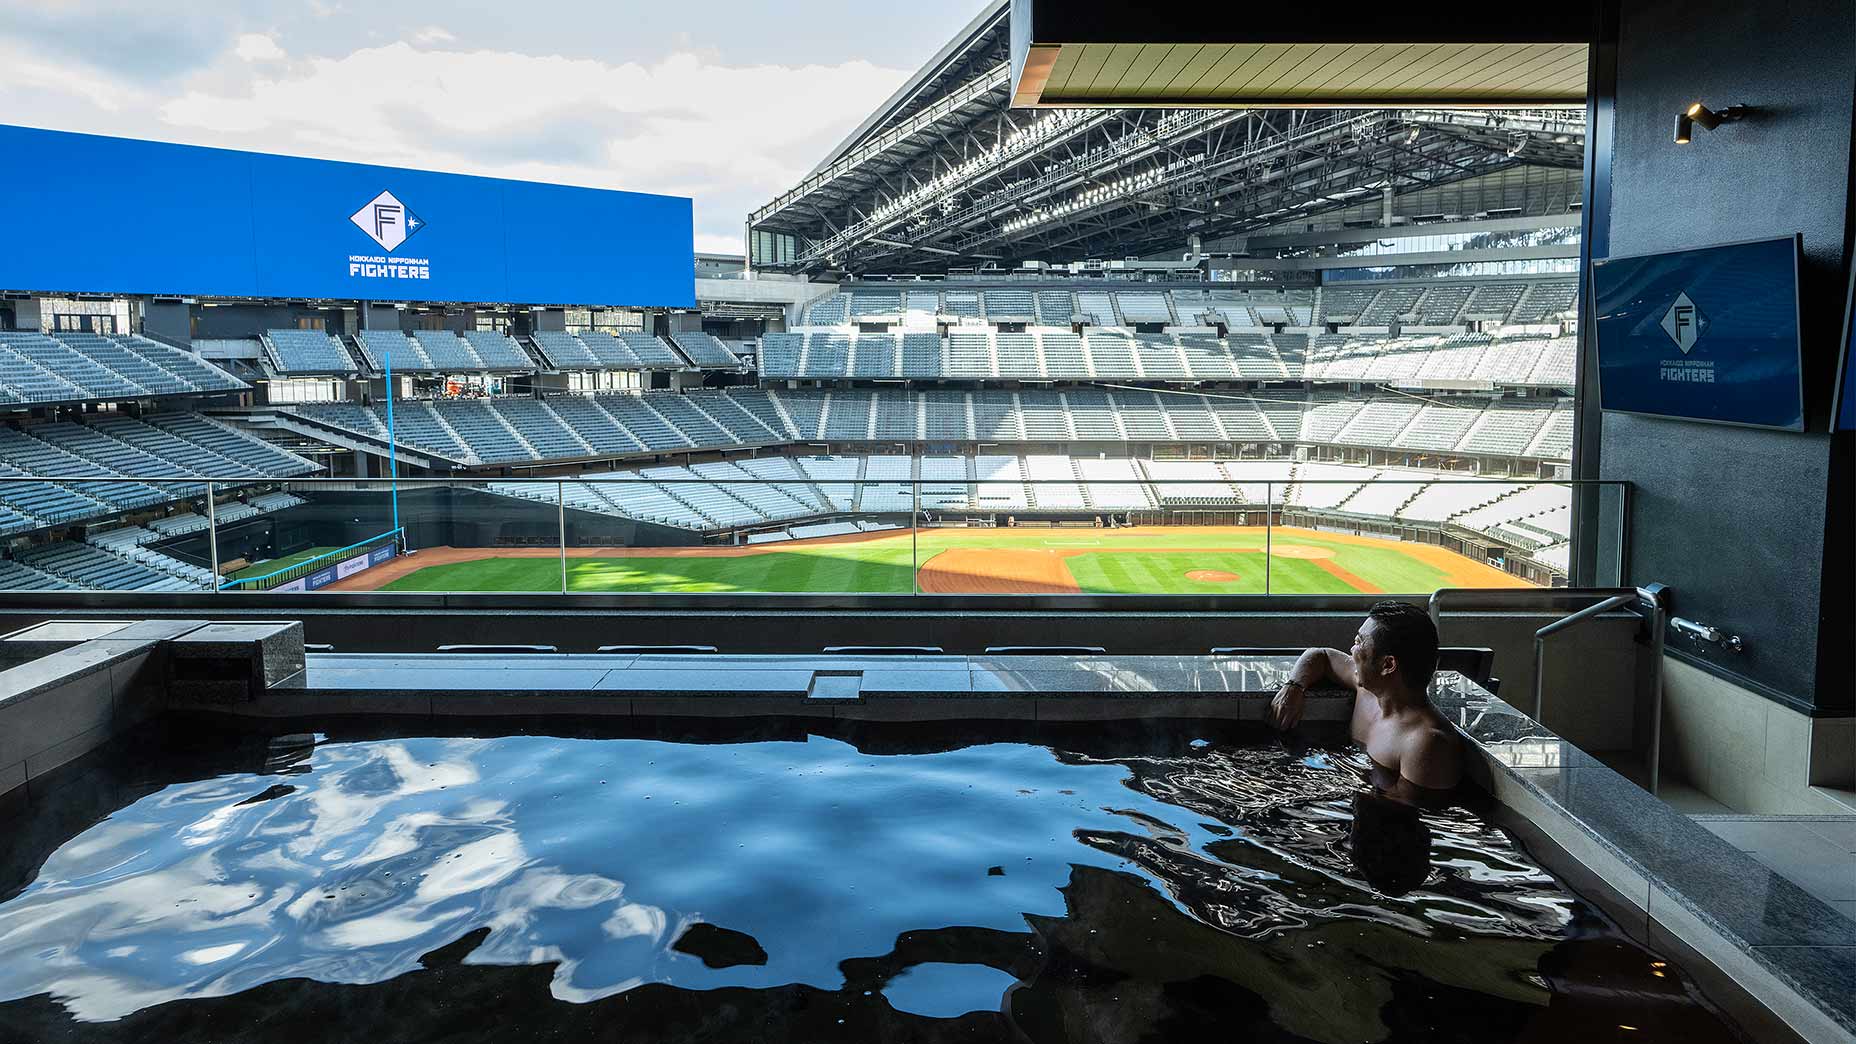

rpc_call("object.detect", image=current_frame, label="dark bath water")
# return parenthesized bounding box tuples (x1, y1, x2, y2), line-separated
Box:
(0, 720, 1747, 1043)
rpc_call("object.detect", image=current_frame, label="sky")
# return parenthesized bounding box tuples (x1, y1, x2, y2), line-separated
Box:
(0, 1, 990, 255)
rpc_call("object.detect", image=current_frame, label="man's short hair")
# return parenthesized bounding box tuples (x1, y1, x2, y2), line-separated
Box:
(1366, 600, 1439, 692)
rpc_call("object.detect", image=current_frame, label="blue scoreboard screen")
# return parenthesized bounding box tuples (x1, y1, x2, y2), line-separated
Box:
(1592, 235, 1804, 431)
(0, 124, 695, 307)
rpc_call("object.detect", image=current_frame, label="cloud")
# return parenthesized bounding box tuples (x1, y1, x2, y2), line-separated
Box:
(411, 26, 455, 44)
(234, 33, 285, 62)
(0, 4, 231, 83)
(139, 41, 906, 250)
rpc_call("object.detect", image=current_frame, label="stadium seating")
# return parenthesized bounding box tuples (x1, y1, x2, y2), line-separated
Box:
(1462, 283, 1529, 320)
(524, 329, 684, 371)
(981, 289, 1036, 321)
(616, 332, 687, 368)
(942, 291, 982, 319)
(0, 332, 246, 401)
(543, 395, 646, 455)
(1115, 292, 1174, 324)
(98, 335, 249, 394)
(1509, 280, 1579, 322)
(286, 389, 1571, 468)
(0, 428, 170, 511)
(1034, 290, 1074, 324)
(1074, 291, 1118, 325)
(417, 331, 493, 371)
(791, 277, 1575, 339)
(148, 414, 319, 476)
(85, 525, 217, 586)
(462, 330, 537, 369)
(20, 539, 207, 592)
(1317, 287, 1378, 323)
(248, 491, 308, 513)
(354, 330, 430, 372)
(574, 330, 647, 369)
(430, 401, 536, 462)
(1359, 287, 1426, 326)
(488, 399, 592, 459)
(1075, 457, 1153, 508)
(903, 291, 940, 323)
(532, 331, 603, 369)
(751, 325, 1570, 387)
(847, 290, 902, 319)
(669, 331, 745, 369)
(467, 450, 1572, 574)
(803, 295, 849, 325)
(265, 329, 358, 374)
(1024, 455, 1087, 508)
(859, 455, 914, 512)
(0, 558, 77, 590)
(816, 392, 866, 441)
(974, 455, 1031, 511)
(1416, 285, 1474, 325)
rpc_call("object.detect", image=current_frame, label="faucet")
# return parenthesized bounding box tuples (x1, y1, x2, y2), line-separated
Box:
(1670, 616, 1744, 654)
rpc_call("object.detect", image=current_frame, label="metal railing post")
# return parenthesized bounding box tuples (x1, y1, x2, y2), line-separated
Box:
(1264, 481, 1272, 595)
(911, 475, 920, 596)
(558, 481, 568, 595)
(1639, 583, 1669, 796)
(1533, 593, 1634, 725)
(206, 482, 220, 593)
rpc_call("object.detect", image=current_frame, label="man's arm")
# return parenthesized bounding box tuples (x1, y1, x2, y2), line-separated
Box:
(1268, 647, 1358, 729)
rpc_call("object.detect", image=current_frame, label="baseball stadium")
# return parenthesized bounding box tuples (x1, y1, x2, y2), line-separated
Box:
(0, 1, 1588, 600)
(2, 2, 1854, 1043)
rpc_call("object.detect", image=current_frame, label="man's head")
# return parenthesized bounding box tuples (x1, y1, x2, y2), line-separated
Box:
(1350, 600, 1440, 695)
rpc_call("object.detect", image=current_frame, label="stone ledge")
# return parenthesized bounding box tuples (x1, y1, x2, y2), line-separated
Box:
(1441, 679, 1855, 1044)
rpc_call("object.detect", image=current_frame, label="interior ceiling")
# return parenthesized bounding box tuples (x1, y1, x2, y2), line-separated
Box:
(1022, 42, 1589, 108)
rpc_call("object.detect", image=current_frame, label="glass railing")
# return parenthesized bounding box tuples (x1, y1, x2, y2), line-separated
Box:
(9, 474, 1625, 597)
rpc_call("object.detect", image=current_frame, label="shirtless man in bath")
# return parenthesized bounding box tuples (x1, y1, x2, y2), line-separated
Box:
(1268, 599, 1463, 800)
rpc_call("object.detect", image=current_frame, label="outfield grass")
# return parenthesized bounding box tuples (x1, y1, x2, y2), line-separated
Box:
(382, 545, 917, 593)
(229, 546, 340, 581)
(1063, 551, 1351, 594)
(377, 526, 1503, 595)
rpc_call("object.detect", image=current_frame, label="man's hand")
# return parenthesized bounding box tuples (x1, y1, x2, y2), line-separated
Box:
(1269, 682, 1305, 731)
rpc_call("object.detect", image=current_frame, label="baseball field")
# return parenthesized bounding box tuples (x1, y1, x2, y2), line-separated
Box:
(322, 525, 1532, 595)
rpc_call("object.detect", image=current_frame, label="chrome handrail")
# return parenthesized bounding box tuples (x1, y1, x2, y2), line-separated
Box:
(1431, 584, 1670, 796)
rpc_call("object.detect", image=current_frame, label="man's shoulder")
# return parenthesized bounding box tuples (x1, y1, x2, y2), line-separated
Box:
(1400, 722, 1464, 790)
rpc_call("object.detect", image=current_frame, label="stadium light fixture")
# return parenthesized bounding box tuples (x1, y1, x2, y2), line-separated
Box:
(1675, 102, 1749, 144)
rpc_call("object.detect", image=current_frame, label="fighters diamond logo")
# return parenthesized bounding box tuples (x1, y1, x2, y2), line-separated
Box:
(349, 190, 425, 252)
(1659, 291, 1709, 355)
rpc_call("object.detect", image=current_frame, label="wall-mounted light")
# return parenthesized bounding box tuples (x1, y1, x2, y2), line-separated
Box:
(1674, 101, 1750, 144)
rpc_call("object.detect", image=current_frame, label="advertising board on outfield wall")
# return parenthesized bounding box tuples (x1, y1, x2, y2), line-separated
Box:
(0, 124, 695, 307)
(272, 543, 398, 593)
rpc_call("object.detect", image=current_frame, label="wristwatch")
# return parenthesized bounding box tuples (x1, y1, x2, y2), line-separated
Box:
(1281, 678, 1308, 694)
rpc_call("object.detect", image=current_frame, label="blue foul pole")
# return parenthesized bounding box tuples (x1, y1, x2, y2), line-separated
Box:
(383, 347, 401, 541)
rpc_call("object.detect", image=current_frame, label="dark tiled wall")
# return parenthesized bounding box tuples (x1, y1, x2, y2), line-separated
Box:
(1600, 0, 1856, 712)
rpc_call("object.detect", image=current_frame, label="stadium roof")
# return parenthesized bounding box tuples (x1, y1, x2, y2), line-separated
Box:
(1008, 1, 1593, 108)
(748, 4, 1586, 279)
(809, 0, 1011, 178)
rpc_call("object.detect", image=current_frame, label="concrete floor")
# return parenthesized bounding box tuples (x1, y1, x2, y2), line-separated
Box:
(1695, 816, 1856, 926)
(1588, 751, 1856, 925)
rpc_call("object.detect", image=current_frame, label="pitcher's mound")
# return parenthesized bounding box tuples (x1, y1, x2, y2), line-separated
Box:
(1185, 569, 1242, 583)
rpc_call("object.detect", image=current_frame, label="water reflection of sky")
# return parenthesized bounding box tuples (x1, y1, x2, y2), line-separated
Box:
(0, 734, 1570, 1023)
